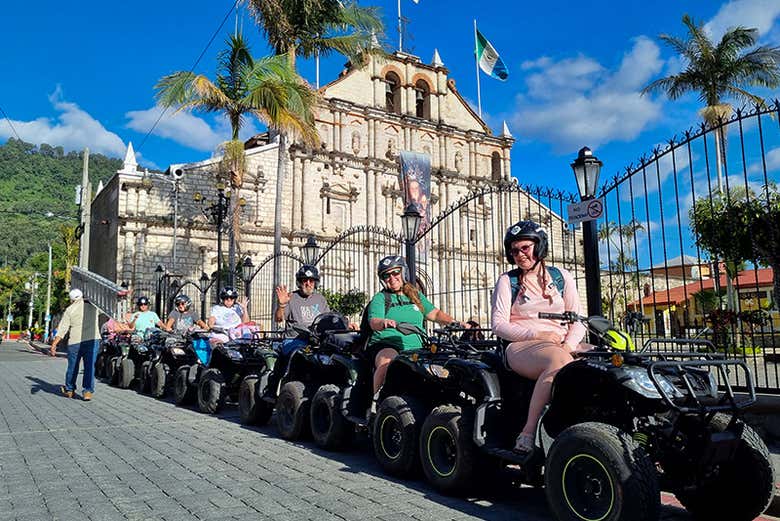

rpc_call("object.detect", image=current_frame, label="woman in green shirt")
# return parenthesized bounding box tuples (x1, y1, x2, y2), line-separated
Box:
(367, 255, 467, 393)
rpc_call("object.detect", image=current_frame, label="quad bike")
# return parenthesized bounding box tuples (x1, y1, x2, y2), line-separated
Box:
(139, 329, 201, 398)
(270, 313, 370, 445)
(96, 331, 133, 383)
(236, 330, 286, 427)
(172, 329, 212, 406)
(185, 327, 276, 414)
(112, 329, 156, 389)
(407, 312, 775, 521)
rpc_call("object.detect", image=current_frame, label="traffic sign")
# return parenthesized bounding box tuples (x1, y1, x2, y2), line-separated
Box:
(567, 197, 604, 225)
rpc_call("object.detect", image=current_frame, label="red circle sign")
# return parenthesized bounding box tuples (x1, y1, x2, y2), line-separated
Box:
(587, 199, 603, 218)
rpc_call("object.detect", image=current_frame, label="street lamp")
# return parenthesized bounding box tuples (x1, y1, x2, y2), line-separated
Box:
(301, 235, 319, 266)
(241, 256, 254, 315)
(154, 264, 165, 317)
(401, 203, 422, 286)
(194, 182, 229, 297)
(571, 146, 603, 319)
(199, 272, 211, 321)
(44, 243, 52, 342)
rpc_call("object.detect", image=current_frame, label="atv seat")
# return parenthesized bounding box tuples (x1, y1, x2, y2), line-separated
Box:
(323, 331, 361, 352)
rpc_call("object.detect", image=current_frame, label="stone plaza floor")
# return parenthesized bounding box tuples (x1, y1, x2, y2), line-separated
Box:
(1, 340, 777, 521)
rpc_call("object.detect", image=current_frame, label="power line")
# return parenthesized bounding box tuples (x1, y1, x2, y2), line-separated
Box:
(137, 0, 241, 153)
(0, 105, 22, 141)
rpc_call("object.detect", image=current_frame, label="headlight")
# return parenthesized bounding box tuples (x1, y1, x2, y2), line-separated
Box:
(138, 346, 147, 353)
(622, 367, 681, 399)
(170, 348, 185, 356)
(427, 364, 449, 378)
(227, 350, 243, 361)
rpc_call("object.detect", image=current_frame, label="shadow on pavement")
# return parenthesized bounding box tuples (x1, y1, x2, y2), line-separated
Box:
(26, 375, 64, 396)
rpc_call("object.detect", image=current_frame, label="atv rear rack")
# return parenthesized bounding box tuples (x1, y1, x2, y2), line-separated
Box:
(647, 358, 755, 414)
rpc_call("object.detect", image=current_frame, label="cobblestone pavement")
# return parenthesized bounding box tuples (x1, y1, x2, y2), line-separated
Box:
(1, 341, 777, 521)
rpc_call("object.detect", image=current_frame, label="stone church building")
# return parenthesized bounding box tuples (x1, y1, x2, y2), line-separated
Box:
(89, 49, 576, 322)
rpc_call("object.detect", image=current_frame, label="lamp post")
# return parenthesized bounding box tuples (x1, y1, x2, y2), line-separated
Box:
(194, 182, 229, 297)
(301, 235, 319, 266)
(401, 203, 422, 286)
(199, 272, 211, 321)
(44, 243, 52, 342)
(154, 265, 165, 317)
(241, 257, 254, 315)
(570, 146, 603, 319)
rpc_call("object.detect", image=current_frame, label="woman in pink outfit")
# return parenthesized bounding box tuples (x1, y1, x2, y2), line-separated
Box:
(491, 221, 587, 454)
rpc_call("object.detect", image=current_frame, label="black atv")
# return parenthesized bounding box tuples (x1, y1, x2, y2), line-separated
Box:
(138, 329, 202, 398)
(236, 330, 287, 427)
(171, 330, 212, 407)
(111, 330, 156, 389)
(95, 331, 132, 381)
(271, 313, 369, 445)
(371, 323, 500, 478)
(411, 311, 776, 521)
(174, 327, 276, 414)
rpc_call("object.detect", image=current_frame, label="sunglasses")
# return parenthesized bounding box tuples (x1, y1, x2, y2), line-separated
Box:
(381, 269, 403, 281)
(300, 278, 316, 284)
(510, 244, 534, 256)
(139, 303, 149, 307)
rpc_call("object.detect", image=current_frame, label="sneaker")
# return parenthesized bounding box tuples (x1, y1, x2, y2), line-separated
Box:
(59, 386, 74, 399)
(83, 392, 93, 401)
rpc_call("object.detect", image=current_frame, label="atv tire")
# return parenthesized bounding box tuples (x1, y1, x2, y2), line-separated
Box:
(95, 352, 105, 378)
(106, 357, 120, 386)
(238, 377, 273, 426)
(310, 384, 351, 450)
(197, 368, 225, 414)
(173, 365, 195, 405)
(276, 381, 311, 440)
(138, 361, 151, 394)
(149, 362, 167, 398)
(119, 358, 135, 389)
(372, 395, 426, 477)
(674, 415, 775, 521)
(419, 405, 477, 494)
(545, 422, 659, 521)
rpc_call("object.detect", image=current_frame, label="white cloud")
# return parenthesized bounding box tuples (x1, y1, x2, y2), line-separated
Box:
(0, 87, 126, 157)
(510, 37, 665, 152)
(705, 0, 780, 40)
(125, 105, 261, 152)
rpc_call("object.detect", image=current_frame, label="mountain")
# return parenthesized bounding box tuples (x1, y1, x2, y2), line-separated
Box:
(0, 138, 123, 268)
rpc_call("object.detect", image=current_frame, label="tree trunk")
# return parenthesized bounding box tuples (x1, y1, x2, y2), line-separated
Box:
(272, 131, 287, 328)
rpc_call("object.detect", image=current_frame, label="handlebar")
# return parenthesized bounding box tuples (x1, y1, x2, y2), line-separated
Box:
(538, 311, 585, 323)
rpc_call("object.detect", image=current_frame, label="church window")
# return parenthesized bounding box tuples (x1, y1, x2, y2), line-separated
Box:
(415, 80, 430, 119)
(491, 151, 502, 181)
(326, 196, 332, 215)
(385, 72, 401, 114)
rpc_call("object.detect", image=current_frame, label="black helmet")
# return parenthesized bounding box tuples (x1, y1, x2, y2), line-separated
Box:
(174, 294, 192, 310)
(377, 255, 407, 279)
(295, 265, 320, 283)
(219, 287, 239, 301)
(503, 221, 548, 263)
(136, 296, 150, 307)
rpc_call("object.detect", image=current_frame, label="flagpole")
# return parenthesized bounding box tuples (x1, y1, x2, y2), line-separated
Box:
(398, 0, 403, 52)
(474, 19, 482, 119)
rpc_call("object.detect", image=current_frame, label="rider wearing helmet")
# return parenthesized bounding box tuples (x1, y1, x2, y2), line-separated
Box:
(274, 264, 330, 336)
(491, 220, 586, 455)
(164, 294, 207, 334)
(367, 255, 467, 394)
(128, 296, 164, 334)
(207, 287, 250, 343)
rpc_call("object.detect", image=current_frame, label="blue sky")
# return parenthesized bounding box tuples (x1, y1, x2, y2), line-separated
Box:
(2, 0, 780, 195)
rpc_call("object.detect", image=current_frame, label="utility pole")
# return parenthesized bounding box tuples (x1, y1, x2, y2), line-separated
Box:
(78, 148, 91, 269)
(44, 243, 52, 341)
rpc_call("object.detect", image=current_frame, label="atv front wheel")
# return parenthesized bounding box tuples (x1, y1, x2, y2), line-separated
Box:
(276, 381, 311, 440)
(95, 352, 105, 378)
(674, 415, 775, 521)
(419, 405, 477, 494)
(106, 357, 120, 386)
(173, 366, 195, 405)
(372, 395, 426, 477)
(239, 377, 273, 426)
(138, 361, 151, 394)
(149, 362, 167, 398)
(119, 358, 135, 389)
(310, 384, 351, 450)
(545, 422, 659, 521)
(198, 368, 225, 414)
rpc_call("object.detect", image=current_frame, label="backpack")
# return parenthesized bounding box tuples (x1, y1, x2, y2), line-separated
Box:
(507, 266, 565, 305)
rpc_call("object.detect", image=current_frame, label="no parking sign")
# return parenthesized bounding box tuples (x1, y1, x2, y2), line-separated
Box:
(567, 197, 604, 225)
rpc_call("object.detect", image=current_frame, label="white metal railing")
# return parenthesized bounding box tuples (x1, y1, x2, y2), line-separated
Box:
(71, 267, 129, 319)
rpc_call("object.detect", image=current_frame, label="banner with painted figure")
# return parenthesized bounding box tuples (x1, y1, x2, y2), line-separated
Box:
(399, 151, 432, 237)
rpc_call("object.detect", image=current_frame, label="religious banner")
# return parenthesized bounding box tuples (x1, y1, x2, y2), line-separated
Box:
(400, 150, 432, 262)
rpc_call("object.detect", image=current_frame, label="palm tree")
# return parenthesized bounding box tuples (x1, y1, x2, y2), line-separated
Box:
(642, 14, 780, 192)
(247, 0, 384, 293)
(156, 34, 318, 284)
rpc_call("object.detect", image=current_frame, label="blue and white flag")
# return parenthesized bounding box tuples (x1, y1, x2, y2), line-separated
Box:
(475, 29, 508, 81)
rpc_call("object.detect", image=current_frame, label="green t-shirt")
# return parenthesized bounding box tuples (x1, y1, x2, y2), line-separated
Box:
(367, 290, 435, 351)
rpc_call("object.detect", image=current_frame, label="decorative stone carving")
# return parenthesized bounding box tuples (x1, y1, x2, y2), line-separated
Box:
(385, 138, 397, 160)
(454, 150, 463, 172)
(351, 131, 361, 155)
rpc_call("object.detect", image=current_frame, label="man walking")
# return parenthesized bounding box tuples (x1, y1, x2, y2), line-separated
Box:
(49, 289, 101, 401)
